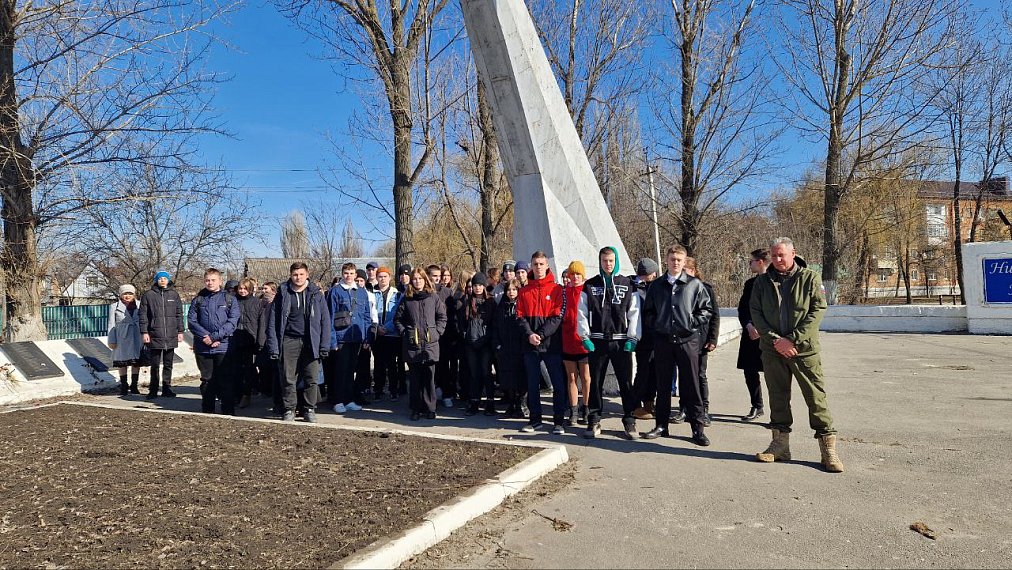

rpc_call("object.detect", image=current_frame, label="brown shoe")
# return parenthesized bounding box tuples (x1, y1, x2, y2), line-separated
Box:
(632, 407, 654, 420)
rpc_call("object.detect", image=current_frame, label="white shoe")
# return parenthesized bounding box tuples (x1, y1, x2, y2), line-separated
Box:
(345, 402, 363, 411)
(442, 397, 454, 408)
(333, 403, 348, 414)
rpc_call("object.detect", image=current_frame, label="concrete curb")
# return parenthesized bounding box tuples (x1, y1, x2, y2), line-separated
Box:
(2, 400, 569, 570)
(337, 444, 569, 570)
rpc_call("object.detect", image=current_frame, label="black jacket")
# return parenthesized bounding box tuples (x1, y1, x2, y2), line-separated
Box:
(699, 282, 720, 347)
(233, 294, 263, 350)
(491, 296, 525, 361)
(265, 282, 331, 361)
(395, 291, 448, 364)
(138, 284, 184, 349)
(460, 296, 496, 349)
(736, 276, 763, 370)
(642, 271, 712, 343)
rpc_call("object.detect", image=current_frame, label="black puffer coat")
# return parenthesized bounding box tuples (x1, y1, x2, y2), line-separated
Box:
(395, 291, 448, 364)
(491, 296, 524, 362)
(233, 294, 263, 350)
(138, 284, 184, 349)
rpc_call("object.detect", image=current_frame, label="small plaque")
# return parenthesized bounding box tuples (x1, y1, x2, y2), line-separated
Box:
(1, 342, 64, 380)
(66, 337, 113, 372)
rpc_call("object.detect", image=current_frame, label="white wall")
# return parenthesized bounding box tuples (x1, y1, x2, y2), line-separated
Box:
(962, 241, 1012, 334)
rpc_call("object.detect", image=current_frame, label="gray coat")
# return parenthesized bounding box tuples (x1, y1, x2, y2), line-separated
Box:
(108, 301, 143, 364)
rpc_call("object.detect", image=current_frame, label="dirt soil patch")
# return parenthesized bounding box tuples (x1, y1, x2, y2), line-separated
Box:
(0, 404, 538, 568)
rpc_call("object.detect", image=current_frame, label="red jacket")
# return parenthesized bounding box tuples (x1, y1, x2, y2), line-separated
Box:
(562, 284, 587, 355)
(516, 270, 565, 353)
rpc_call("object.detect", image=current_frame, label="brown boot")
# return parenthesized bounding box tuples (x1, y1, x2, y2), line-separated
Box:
(756, 429, 791, 462)
(818, 434, 844, 473)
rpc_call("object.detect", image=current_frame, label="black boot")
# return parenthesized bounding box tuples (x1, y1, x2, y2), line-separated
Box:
(691, 424, 710, 446)
(671, 407, 685, 424)
(129, 377, 140, 394)
(577, 403, 588, 425)
(701, 406, 712, 427)
(742, 406, 764, 422)
(483, 399, 498, 416)
(465, 401, 480, 416)
(564, 405, 577, 427)
(119, 377, 129, 396)
(642, 425, 669, 439)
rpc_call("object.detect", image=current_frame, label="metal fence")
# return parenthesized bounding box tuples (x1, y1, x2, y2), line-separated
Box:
(38, 303, 193, 341)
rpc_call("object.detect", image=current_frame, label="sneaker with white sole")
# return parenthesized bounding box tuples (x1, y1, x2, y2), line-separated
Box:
(552, 425, 565, 435)
(304, 409, 317, 423)
(345, 402, 363, 412)
(519, 422, 542, 433)
(442, 398, 454, 408)
(282, 410, 296, 422)
(333, 403, 348, 414)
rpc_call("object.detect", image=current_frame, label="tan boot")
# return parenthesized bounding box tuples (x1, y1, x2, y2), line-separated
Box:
(818, 434, 844, 473)
(756, 429, 791, 462)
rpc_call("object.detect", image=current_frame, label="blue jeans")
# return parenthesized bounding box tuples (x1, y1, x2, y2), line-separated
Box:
(523, 351, 566, 425)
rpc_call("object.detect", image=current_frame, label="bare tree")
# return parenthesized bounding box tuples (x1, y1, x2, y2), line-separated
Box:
(776, 0, 961, 302)
(653, 0, 777, 255)
(280, 212, 311, 258)
(278, 0, 450, 270)
(65, 163, 258, 297)
(338, 219, 363, 258)
(0, 0, 226, 340)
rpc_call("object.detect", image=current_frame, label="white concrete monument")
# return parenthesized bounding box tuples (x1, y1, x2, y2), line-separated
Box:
(961, 241, 1012, 335)
(461, 0, 633, 276)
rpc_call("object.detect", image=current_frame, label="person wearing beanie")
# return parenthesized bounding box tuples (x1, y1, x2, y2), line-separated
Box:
(108, 284, 143, 396)
(224, 279, 239, 294)
(461, 272, 497, 416)
(139, 270, 184, 399)
(577, 246, 642, 440)
(514, 260, 530, 288)
(632, 258, 660, 420)
(396, 264, 412, 292)
(492, 260, 517, 303)
(561, 260, 592, 425)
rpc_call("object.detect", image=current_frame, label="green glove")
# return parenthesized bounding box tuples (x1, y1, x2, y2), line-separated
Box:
(623, 339, 637, 352)
(582, 339, 595, 352)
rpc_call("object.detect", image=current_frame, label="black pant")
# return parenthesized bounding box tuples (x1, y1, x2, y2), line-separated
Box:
(435, 336, 460, 399)
(496, 351, 524, 409)
(588, 340, 636, 426)
(355, 344, 372, 400)
(633, 344, 655, 407)
(464, 344, 494, 404)
(282, 336, 320, 411)
(408, 362, 436, 413)
(743, 368, 764, 408)
(699, 352, 710, 408)
(653, 336, 703, 427)
(234, 343, 258, 397)
(329, 342, 360, 405)
(196, 352, 236, 415)
(373, 336, 404, 396)
(147, 348, 175, 395)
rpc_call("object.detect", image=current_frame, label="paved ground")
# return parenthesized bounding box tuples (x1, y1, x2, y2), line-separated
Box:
(64, 332, 1011, 568)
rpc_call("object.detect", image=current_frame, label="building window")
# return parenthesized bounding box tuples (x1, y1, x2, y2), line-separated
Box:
(877, 271, 889, 283)
(86, 276, 99, 288)
(927, 272, 937, 282)
(911, 269, 919, 281)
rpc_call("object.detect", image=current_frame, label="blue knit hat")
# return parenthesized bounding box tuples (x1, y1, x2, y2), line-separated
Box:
(154, 270, 171, 283)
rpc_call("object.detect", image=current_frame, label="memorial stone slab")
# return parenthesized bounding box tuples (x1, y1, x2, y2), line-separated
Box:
(1, 341, 64, 380)
(66, 337, 113, 372)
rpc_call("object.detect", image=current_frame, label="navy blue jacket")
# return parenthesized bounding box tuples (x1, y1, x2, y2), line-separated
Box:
(266, 281, 331, 360)
(327, 282, 376, 346)
(187, 289, 241, 355)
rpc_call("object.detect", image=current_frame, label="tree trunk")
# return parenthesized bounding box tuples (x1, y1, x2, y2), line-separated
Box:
(903, 246, 912, 305)
(390, 56, 414, 270)
(0, 2, 46, 341)
(679, 34, 698, 256)
(822, 12, 851, 305)
(476, 81, 498, 274)
(952, 179, 965, 304)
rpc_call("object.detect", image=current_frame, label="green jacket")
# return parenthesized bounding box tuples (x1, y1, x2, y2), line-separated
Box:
(748, 257, 827, 357)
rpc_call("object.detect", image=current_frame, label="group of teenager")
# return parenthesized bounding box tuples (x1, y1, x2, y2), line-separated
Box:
(108, 236, 844, 472)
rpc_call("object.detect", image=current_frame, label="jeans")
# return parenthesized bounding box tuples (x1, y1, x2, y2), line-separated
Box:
(523, 351, 566, 425)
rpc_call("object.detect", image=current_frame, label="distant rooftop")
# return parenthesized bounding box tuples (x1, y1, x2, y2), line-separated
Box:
(916, 176, 1012, 200)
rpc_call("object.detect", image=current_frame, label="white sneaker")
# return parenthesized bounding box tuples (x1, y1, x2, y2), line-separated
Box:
(345, 402, 363, 411)
(442, 398, 454, 408)
(552, 425, 565, 435)
(333, 403, 348, 414)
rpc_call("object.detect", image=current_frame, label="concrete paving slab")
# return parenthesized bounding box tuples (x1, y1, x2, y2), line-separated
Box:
(56, 332, 1012, 568)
